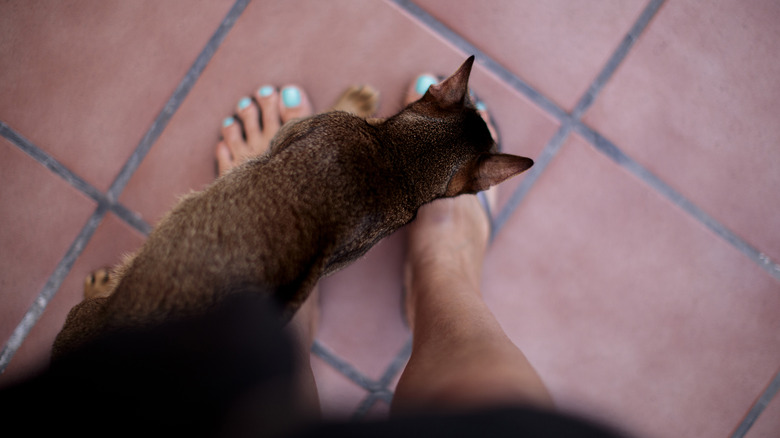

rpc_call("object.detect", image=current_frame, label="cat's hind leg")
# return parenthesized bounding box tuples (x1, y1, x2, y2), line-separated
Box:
(330, 85, 379, 118)
(84, 268, 114, 299)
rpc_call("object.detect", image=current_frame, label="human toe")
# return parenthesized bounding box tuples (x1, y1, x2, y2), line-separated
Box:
(405, 73, 438, 105)
(220, 116, 253, 162)
(475, 101, 500, 145)
(216, 141, 235, 176)
(255, 85, 281, 136)
(279, 85, 313, 123)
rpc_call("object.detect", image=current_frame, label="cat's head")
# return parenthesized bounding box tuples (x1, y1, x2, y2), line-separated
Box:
(403, 56, 534, 198)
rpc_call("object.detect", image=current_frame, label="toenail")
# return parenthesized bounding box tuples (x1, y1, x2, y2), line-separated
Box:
(222, 117, 235, 128)
(238, 96, 252, 110)
(258, 85, 274, 97)
(281, 87, 302, 107)
(415, 75, 438, 95)
(476, 101, 487, 111)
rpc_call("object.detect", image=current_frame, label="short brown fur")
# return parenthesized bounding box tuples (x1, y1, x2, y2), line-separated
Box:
(52, 57, 534, 360)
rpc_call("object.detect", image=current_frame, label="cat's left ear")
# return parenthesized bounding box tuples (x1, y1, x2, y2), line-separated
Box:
(426, 56, 475, 109)
(445, 154, 534, 196)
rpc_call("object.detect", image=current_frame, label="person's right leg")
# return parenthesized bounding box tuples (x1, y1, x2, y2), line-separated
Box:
(391, 75, 553, 415)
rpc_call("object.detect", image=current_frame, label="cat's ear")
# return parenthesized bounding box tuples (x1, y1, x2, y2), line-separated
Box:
(425, 56, 475, 109)
(445, 154, 534, 196)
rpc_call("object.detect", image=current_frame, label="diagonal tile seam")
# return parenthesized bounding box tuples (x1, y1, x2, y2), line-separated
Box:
(312, 340, 380, 392)
(395, 0, 780, 433)
(106, 0, 250, 201)
(576, 120, 780, 438)
(352, 390, 394, 421)
(0, 201, 107, 373)
(573, 122, 780, 282)
(0, 0, 250, 373)
(388, 0, 665, 239)
(351, 336, 413, 419)
(730, 367, 780, 438)
(0, 121, 152, 235)
(312, 337, 412, 418)
(0, 122, 150, 373)
(495, 0, 665, 236)
(395, 0, 780, 278)
(385, 0, 567, 122)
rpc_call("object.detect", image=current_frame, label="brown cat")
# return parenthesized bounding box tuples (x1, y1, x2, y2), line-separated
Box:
(52, 56, 534, 360)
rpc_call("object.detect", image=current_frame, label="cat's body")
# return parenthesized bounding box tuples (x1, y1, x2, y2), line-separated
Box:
(52, 56, 533, 359)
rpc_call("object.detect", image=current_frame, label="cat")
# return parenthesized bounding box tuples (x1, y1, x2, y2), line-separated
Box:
(52, 56, 534, 360)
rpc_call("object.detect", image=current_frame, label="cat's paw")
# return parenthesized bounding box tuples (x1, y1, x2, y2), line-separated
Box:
(332, 85, 379, 118)
(83, 268, 113, 299)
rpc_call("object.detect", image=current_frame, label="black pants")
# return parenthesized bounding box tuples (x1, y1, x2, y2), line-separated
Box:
(0, 293, 622, 438)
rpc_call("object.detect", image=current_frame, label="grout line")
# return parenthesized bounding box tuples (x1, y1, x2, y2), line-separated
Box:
(311, 337, 412, 419)
(111, 203, 153, 236)
(0, 0, 250, 372)
(351, 389, 395, 420)
(493, 122, 572, 239)
(349, 337, 412, 419)
(0, 123, 152, 371)
(571, 0, 665, 119)
(573, 122, 780, 282)
(0, 121, 152, 237)
(731, 367, 780, 438)
(495, 0, 666, 235)
(0, 204, 108, 373)
(352, 392, 382, 420)
(387, 0, 568, 122)
(398, 0, 780, 433)
(311, 340, 381, 392)
(106, 0, 250, 201)
(376, 336, 413, 388)
(1, 121, 105, 204)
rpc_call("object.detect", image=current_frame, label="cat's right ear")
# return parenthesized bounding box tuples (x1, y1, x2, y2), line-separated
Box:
(424, 56, 475, 110)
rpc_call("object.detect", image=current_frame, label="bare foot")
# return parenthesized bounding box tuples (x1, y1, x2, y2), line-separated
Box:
(403, 74, 499, 330)
(216, 84, 313, 176)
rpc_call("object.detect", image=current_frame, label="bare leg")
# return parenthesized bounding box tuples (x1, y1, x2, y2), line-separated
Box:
(392, 75, 553, 414)
(216, 84, 321, 416)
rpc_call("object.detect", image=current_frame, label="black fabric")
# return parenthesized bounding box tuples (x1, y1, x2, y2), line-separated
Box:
(0, 292, 622, 438)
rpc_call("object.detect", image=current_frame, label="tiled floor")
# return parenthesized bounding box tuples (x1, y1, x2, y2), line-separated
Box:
(1, 1, 778, 436)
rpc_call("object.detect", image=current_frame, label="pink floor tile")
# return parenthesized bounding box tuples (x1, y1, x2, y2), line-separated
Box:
(0, 212, 145, 387)
(0, 139, 96, 353)
(2, 0, 778, 434)
(483, 134, 780, 438)
(583, 0, 780, 262)
(411, 0, 647, 111)
(0, 0, 234, 191)
(317, 232, 410, 382)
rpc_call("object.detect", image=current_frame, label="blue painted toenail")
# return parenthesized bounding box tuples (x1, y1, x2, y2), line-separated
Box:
(238, 97, 251, 110)
(258, 85, 274, 97)
(222, 117, 235, 128)
(415, 75, 438, 95)
(282, 87, 302, 107)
